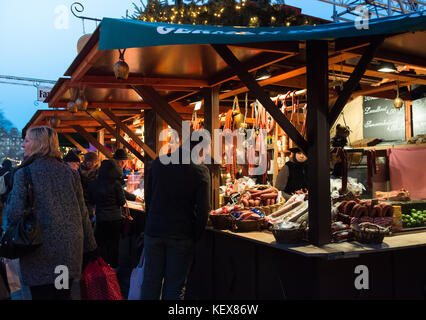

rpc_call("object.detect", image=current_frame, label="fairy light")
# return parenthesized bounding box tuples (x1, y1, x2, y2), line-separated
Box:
(137, 2, 319, 28)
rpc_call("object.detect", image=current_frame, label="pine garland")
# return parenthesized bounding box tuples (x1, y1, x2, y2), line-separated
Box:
(129, 0, 323, 27)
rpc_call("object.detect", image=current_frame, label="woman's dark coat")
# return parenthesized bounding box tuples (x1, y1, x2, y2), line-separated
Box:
(88, 160, 126, 222)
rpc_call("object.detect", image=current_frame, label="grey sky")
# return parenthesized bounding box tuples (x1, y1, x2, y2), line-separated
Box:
(0, 0, 332, 131)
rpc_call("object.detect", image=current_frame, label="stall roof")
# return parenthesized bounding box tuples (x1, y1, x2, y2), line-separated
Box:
(98, 11, 426, 50)
(38, 10, 426, 151)
(44, 11, 426, 112)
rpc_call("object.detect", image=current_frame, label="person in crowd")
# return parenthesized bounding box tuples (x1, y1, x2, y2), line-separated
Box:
(0, 159, 13, 229)
(141, 140, 211, 300)
(63, 150, 81, 171)
(78, 151, 99, 220)
(275, 147, 308, 200)
(4, 126, 97, 300)
(112, 148, 143, 203)
(88, 159, 126, 272)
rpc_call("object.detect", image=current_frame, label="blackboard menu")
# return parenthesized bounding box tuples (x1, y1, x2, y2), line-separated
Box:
(412, 97, 426, 136)
(363, 96, 405, 142)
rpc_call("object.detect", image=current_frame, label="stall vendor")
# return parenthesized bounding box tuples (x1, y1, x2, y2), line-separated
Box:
(113, 148, 143, 203)
(275, 147, 308, 200)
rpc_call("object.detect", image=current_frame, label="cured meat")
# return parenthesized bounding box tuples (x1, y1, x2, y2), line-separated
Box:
(344, 201, 357, 215)
(270, 200, 303, 218)
(375, 188, 410, 202)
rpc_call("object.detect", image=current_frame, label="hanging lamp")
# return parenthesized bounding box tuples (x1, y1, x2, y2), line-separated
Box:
(394, 81, 403, 109)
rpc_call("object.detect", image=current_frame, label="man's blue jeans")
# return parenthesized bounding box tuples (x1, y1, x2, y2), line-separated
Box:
(140, 234, 195, 300)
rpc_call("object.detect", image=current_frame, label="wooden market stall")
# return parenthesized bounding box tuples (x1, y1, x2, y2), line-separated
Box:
(22, 11, 426, 299)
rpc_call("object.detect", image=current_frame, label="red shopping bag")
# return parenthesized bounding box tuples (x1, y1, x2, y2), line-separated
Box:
(80, 257, 122, 300)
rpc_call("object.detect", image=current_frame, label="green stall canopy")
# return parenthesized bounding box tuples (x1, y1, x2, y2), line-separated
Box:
(99, 11, 426, 50)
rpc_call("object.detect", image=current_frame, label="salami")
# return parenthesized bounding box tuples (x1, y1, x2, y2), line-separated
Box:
(270, 200, 303, 218)
(381, 205, 393, 217)
(372, 205, 382, 217)
(344, 201, 357, 215)
(337, 201, 347, 213)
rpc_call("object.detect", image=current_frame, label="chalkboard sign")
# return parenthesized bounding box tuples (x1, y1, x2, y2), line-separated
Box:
(412, 97, 426, 136)
(363, 96, 405, 142)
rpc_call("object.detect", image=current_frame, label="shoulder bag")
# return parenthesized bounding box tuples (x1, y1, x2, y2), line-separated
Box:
(0, 167, 42, 259)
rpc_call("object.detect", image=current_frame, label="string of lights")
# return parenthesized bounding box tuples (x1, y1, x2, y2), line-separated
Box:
(130, 0, 324, 27)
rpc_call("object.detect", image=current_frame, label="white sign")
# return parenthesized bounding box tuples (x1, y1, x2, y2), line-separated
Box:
(37, 87, 52, 102)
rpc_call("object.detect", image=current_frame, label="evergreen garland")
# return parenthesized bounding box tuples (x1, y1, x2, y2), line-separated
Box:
(129, 0, 324, 27)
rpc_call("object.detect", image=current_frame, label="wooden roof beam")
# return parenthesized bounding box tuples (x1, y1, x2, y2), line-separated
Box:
(209, 52, 298, 87)
(328, 37, 385, 127)
(74, 75, 209, 88)
(218, 52, 357, 100)
(101, 109, 157, 160)
(71, 125, 113, 158)
(62, 133, 87, 154)
(335, 64, 426, 85)
(228, 41, 300, 54)
(341, 47, 426, 70)
(132, 85, 184, 137)
(69, 41, 103, 82)
(86, 110, 145, 162)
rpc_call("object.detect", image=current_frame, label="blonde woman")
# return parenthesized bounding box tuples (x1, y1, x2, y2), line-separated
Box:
(4, 126, 97, 300)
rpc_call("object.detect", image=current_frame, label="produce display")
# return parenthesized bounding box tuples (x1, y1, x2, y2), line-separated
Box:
(402, 209, 426, 228)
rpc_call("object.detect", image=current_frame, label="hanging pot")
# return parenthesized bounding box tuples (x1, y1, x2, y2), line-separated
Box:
(75, 96, 88, 111)
(67, 101, 78, 113)
(114, 60, 129, 80)
(394, 82, 404, 109)
(77, 33, 92, 53)
(393, 97, 403, 109)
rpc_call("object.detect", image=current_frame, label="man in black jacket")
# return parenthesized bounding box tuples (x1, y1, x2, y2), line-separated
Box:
(141, 141, 211, 300)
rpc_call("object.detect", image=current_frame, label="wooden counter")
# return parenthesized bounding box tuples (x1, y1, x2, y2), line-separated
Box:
(124, 200, 145, 212)
(187, 227, 426, 299)
(209, 228, 426, 259)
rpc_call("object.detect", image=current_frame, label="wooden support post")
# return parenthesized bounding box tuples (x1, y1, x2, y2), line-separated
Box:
(87, 110, 145, 163)
(116, 127, 123, 150)
(132, 85, 184, 137)
(143, 109, 159, 204)
(97, 128, 105, 162)
(157, 118, 169, 156)
(62, 133, 87, 154)
(211, 44, 308, 154)
(203, 86, 220, 210)
(306, 40, 331, 246)
(405, 100, 413, 140)
(71, 125, 113, 159)
(102, 109, 156, 160)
